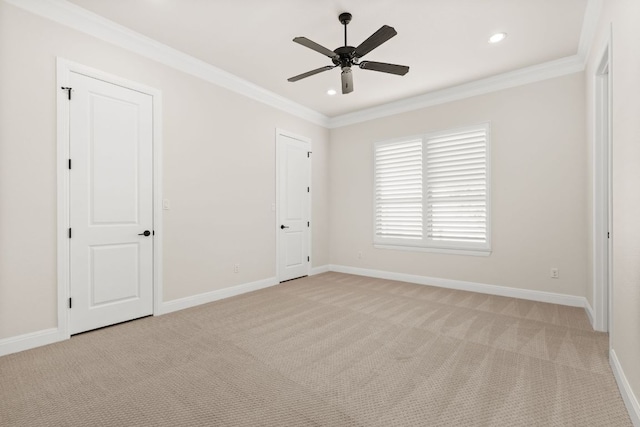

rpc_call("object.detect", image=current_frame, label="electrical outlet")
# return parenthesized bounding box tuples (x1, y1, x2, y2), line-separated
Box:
(550, 268, 559, 279)
(234, 263, 239, 274)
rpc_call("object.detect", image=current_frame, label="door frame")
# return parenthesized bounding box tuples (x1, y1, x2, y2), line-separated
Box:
(275, 128, 312, 282)
(592, 34, 612, 334)
(56, 58, 163, 338)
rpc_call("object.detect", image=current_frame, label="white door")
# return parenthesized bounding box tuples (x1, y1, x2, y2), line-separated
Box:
(69, 72, 154, 335)
(277, 131, 310, 282)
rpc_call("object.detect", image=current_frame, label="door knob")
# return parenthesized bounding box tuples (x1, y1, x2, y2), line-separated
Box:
(280, 225, 289, 229)
(138, 230, 151, 236)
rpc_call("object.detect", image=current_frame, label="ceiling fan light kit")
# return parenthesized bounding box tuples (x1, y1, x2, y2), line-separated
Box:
(288, 12, 410, 94)
(341, 66, 353, 94)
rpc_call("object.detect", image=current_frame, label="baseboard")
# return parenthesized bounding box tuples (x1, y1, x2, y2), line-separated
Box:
(610, 349, 640, 426)
(1, 277, 280, 356)
(310, 265, 330, 276)
(328, 264, 587, 308)
(0, 267, 589, 358)
(584, 300, 595, 328)
(158, 276, 279, 315)
(0, 328, 63, 357)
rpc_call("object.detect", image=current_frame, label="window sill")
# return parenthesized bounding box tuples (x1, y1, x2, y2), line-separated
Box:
(374, 244, 492, 257)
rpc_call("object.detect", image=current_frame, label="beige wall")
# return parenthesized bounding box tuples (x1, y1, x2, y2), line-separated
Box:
(2, 0, 637, 420)
(586, 0, 640, 416)
(329, 73, 588, 297)
(0, 3, 330, 339)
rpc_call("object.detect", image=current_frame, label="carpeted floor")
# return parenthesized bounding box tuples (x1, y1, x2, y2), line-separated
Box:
(0, 272, 632, 426)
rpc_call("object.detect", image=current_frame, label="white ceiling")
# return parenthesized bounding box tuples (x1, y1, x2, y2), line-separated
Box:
(67, 0, 588, 117)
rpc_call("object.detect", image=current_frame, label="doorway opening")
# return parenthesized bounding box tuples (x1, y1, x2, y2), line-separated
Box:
(593, 44, 611, 334)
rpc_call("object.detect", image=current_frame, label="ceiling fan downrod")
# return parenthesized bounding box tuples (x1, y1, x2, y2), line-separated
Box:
(340, 12, 352, 47)
(338, 13, 354, 93)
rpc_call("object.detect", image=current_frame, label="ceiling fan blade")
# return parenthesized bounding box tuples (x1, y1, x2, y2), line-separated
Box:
(359, 61, 409, 76)
(341, 67, 353, 94)
(293, 37, 339, 59)
(288, 65, 336, 82)
(354, 25, 397, 58)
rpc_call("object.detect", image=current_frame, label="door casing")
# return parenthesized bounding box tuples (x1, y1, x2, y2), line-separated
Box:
(57, 58, 163, 339)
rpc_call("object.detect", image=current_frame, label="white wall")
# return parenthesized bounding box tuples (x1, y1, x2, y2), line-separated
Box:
(0, 2, 329, 339)
(587, 0, 640, 422)
(329, 73, 587, 297)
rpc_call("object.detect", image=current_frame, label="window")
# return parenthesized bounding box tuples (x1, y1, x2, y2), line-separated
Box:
(374, 124, 490, 255)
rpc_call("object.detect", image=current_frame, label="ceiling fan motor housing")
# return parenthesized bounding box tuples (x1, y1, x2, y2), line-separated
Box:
(333, 46, 358, 68)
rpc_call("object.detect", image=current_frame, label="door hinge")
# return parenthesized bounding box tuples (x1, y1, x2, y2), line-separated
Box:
(307, 151, 312, 158)
(68, 228, 72, 238)
(307, 221, 310, 227)
(307, 256, 310, 262)
(68, 298, 72, 309)
(68, 159, 72, 170)
(608, 232, 610, 238)
(61, 86, 73, 100)
(307, 187, 310, 193)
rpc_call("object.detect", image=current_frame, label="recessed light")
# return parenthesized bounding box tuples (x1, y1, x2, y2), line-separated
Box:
(327, 89, 337, 96)
(488, 32, 507, 44)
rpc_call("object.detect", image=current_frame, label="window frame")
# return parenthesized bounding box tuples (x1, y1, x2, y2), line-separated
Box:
(373, 123, 492, 256)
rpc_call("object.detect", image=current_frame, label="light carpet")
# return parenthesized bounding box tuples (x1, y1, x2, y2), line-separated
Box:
(0, 272, 632, 426)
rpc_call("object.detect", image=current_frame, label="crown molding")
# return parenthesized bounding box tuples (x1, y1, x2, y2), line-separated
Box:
(327, 0, 602, 129)
(327, 55, 585, 128)
(6, 0, 601, 130)
(4, 0, 330, 127)
(326, 0, 602, 129)
(578, 0, 604, 61)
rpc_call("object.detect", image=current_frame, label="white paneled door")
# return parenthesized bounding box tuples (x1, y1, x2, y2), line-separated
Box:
(277, 131, 310, 282)
(69, 72, 154, 335)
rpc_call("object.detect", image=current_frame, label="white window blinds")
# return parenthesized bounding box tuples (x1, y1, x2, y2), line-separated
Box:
(425, 128, 487, 244)
(374, 124, 490, 254)
(374, 140, 423, 240)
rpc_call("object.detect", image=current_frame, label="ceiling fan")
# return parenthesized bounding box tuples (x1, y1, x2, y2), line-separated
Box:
(288, 12, 410, 94)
